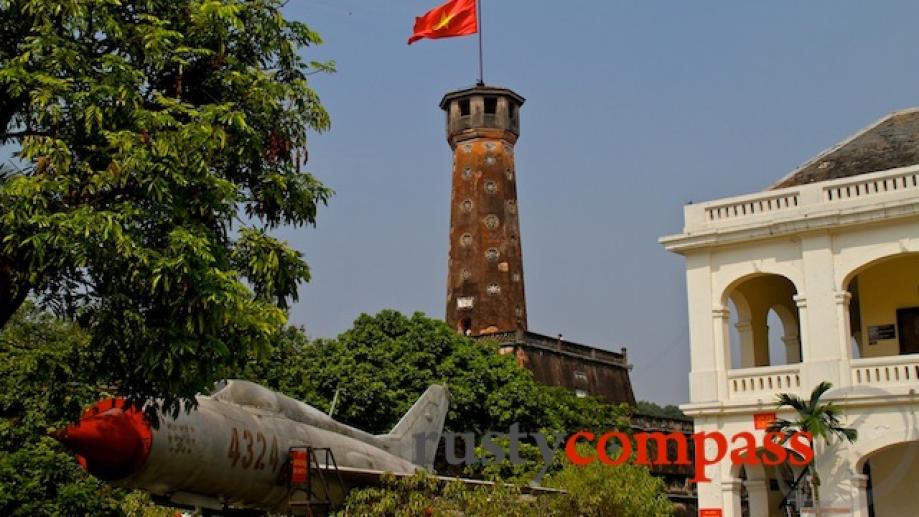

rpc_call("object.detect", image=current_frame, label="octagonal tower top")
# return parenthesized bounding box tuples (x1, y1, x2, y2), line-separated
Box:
(440, 85, 525, 147)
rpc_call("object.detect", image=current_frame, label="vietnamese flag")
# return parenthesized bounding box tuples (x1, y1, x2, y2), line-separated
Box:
(408, 0, 478, 45)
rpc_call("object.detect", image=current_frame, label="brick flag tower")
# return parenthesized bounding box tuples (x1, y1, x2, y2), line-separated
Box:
(435, 84, 661, 503)
(441, 85, 527, 336)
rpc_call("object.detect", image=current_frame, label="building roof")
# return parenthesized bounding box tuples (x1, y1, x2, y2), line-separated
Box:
(771, 108, 919, 189)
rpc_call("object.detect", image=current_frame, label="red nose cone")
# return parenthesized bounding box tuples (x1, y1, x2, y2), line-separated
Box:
(54, 399, 152, 480)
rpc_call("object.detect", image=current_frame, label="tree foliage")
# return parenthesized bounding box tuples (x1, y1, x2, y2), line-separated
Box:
(0, 0, 332, 415)
(633, 400, 687, 420)
(0, 303, 172, 516)
(233, 310, 630, 481)
(0, 305, 638, 513)
(338, 458, 674, 517)
(768, 381, 858, 510)
(769, 381, 858, 446)
(339, 472, 540, 517)
(235, 310, 628, 436)
(544, 448, 674, 517)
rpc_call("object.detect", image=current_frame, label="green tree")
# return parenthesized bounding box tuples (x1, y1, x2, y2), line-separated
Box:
(544, 449, 673, 517)
(0, 0, 332, 415)
(233, 310, 629, 481)
(236, 310, 627, 437)
(0, 306, 634, 514)
(768, 381, 858, 513)
(338, 471, 541, 517)
(633, 400, 687, 420)
(0, 303, 172, 516)
(338, 457, 674, 517)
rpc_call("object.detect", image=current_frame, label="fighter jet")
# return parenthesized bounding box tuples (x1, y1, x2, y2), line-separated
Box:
(54, 380, 449, 514)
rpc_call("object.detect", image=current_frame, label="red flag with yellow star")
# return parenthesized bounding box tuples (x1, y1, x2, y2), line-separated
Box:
(408, 0, 477, 45)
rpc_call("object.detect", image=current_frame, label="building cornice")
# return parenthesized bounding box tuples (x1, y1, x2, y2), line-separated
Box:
(681, 388, 918, 418)
(661, 165, 919, 254)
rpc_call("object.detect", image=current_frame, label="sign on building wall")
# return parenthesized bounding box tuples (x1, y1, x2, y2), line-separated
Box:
(699, 509, 723, 517)
(753, 412, 777, 430)
(868, 324, 896, 344)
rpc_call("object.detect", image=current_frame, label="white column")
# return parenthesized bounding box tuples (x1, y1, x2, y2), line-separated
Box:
(745, 479, 770, 517)
(713, 305, 731, 400)
(812, 445, 859, 516)
(794, 295, 809, 361)
(834, 290, 853, 388)
(796, 292, 843, 391)
(800, 232, 843, 362)
(722, 479, 743, 517)
(686, 253, 717, 403)
(851, 473, 870, 517)
(736, 319, 755, 368)
(783, 335, 802, 364)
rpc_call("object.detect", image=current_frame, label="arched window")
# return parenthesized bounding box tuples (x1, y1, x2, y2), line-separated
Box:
(725, 274, 801, 369)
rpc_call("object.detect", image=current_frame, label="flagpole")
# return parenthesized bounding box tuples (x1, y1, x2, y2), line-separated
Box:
(476, 0, 484, 85)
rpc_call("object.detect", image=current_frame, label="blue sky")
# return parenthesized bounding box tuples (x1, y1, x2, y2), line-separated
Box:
(276, 1, 919, 405)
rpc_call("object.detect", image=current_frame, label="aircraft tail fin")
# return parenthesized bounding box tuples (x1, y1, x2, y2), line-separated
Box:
(379, 385, 449, 469)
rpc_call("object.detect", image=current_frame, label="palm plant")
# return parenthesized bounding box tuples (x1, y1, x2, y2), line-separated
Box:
(768, 381, 857, 515)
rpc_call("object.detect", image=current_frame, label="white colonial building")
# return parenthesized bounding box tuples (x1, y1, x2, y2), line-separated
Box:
(661, 110, 919, 517)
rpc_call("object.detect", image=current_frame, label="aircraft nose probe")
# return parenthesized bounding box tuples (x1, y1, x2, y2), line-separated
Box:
(52, 399, 152, 479)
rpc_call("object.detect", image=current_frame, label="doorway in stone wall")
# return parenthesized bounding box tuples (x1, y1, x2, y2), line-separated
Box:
(897, 307, 919, 355)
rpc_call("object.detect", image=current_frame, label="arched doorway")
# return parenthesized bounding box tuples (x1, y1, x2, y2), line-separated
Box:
(844, 254, 919, 359)
(731, 449, 807, 517)
(857, 440, 919, 516)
